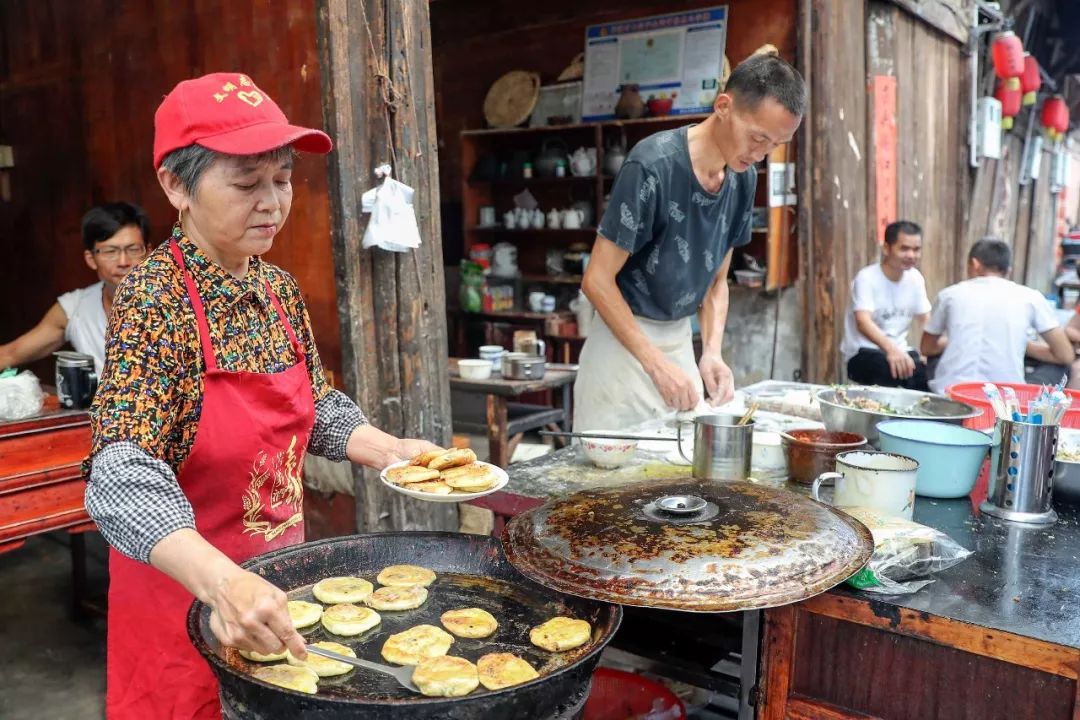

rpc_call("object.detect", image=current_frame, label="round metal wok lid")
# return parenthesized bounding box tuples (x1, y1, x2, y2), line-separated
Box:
(504, 478, 874, 612)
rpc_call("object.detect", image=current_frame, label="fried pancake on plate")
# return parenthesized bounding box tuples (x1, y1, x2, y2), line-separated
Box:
(411, 448, 448, 467)
(321, 604, 382, 636)
(529, 616, 592, 652)
(366, 585, 429, 611)
(428, 448, 477, 471)
(238, 647, 288, 662)
(411, 481, 453, 495)
(440, 608, 498, 639)
(251, 664, 319, 694)
(377, 564, 437, 587)
(287, 600, 324, 630)
(381, 624, 455, 665)
(477, 652, 540, 690)
(312, 576, 374, 604)
(287, 641, 356, 677)
(441, 464, 498, 491)
(386, 465, 441, 485)
(412, 655, 480, 697)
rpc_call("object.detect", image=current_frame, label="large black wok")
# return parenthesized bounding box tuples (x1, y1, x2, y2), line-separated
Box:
(188, 532, 622, 719)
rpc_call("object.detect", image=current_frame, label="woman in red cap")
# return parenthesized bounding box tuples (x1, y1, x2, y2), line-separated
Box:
(84, 72, 438, 718)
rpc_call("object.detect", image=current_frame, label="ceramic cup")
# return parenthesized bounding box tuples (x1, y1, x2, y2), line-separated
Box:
(812, 450, 919, 520)
(479, 205, 496, 227)
(541, 295, 556, 312)
(528, 291, 546, 312)
(479, 345, 506, 372)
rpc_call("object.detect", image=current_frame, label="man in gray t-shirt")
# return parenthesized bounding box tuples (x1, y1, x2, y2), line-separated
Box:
(575, 54, 805, 432)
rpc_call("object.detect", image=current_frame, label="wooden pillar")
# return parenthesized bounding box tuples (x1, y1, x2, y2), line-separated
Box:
(799, 0, 869, 384)
(316, 0, 456, 532)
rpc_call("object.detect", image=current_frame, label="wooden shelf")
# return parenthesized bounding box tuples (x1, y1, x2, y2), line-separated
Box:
(469, 226, 596, 235)
(520, 273, 583, 285)
(460, 113, 710, 138)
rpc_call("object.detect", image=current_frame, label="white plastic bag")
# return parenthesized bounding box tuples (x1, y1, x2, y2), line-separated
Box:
(361, 164, 422, 253)
(0, 370, 45, 420)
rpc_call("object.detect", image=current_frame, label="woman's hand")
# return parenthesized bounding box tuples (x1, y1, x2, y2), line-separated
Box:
(393, 437, 442, 464)
(207, 565, 307, 659)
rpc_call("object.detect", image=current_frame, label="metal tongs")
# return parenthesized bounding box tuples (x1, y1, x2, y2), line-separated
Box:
(305, 645, 419, 692)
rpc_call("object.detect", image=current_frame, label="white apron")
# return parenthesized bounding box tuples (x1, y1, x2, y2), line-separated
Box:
(573, 312, 703, 432)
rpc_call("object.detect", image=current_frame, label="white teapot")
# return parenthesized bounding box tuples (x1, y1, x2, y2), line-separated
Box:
(561, 207, 586, 230)
(569, 147, 597, 177)
(547, 209, 562, 229)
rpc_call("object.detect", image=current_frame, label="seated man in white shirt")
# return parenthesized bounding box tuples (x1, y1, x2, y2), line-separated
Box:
(0, 202, 149, 375)
(921, 237, 1074, 393)
(840, 220, 932, 390)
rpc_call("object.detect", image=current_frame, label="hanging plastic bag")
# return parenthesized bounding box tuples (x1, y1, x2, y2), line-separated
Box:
(361, 164, 422, 253)
(843, 506, 972, 595)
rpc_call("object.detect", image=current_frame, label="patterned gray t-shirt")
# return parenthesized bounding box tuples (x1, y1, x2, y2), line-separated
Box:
(598, 126, 756, 321)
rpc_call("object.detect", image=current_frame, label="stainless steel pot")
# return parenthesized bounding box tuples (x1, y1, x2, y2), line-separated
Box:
(817, 387, 981, 447)
(502, 354, 546, 380)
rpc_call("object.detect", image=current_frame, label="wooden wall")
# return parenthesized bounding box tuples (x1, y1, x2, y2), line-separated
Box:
(430, 0, 798, 214)
(0, 0, 342, 385)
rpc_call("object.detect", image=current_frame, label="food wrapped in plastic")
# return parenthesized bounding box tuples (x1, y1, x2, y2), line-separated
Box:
(842, 506, 972, 595)
(0, 370, 44, 420)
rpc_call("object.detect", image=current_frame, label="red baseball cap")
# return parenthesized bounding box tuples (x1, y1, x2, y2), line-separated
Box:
(153, 72, 332, 169)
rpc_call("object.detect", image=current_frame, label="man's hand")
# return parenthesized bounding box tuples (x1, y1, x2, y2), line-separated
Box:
(392, 438, 442, 465)
(207, 566, 307, 660)
(644, 353, 701, 411)
(699, 352, 734, 406)
(885, 347, 915, 380)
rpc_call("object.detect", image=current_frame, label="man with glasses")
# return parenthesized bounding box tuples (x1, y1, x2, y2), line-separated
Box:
(0, 202, 149, 374)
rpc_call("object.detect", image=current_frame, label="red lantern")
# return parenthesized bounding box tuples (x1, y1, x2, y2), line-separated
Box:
(1019, 53, 1041, 106)
(991, 31, 1024, 90)
(1041, 95, 1069, 142)
(995, 81, 1022, 131)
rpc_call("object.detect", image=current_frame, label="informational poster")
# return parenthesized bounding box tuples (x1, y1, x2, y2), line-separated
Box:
(582, 7, 728, 121)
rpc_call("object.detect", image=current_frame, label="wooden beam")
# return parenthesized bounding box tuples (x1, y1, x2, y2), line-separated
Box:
(803, 0, 869, 383)
(316, 0, 456, 533)
(884, 0, 970, 45)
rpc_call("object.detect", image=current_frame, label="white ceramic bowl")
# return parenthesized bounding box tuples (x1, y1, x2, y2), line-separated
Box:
(580, 432, 638, 468)
(752, 431, 788, 474)
(458, 359, 493, 380)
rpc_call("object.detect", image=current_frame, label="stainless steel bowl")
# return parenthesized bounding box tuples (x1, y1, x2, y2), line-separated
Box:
(816, 387, 982, 447)
(1054, 459, 1080, 502)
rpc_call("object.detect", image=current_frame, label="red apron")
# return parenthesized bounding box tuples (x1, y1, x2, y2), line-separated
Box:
(105, 240, 314, 719)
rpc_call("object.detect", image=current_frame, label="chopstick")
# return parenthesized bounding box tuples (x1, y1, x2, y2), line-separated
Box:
(737, 401, 760, 426)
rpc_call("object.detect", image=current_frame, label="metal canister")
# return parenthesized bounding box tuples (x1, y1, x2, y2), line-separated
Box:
(54, 351, 98, 409)
(677, 413, 754, 481)
(981, 418, 1058, 525)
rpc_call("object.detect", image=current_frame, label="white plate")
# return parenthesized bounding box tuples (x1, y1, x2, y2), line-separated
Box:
(378, 459, 509, 503)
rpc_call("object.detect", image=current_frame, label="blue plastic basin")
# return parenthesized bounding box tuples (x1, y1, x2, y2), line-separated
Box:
(877, 420, 992, 498)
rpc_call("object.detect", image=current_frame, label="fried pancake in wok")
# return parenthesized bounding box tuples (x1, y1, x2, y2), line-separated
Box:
(287, 600, 324, 630)
(287, 641, 356, 677)
(321, 603, 382, 636)
(312, 576, 374, 604)
(477, 652, 540, 690)
(412, 655, 480, 697)
(376, 564, 437, 588)
(251, 664, 319, 694)
(366, 585, 429, 611)
(440, 608, 498, 639)
(428, 448, 477, 471)
(529, 616, 592, 652)
(238, 647, 288, 662)
(381, 624, 454, 665)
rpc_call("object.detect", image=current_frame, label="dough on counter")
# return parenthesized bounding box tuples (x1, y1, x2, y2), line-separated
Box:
(440, 608, 498, 639)
(366, 585, 429, 611)
(428, 448, 477, 471)
(476, 653, 540, 690)
(529, 616, 592, 652)
(287, 600, 324, 630)
(251, 664, 319, 694)
(381, 624, 455, 666)
(412, 655, 480, 697)
(287, 641, 356, 677)
(312, 576, 374, 604)
(321, 603, 382, 636)
(376, 564, 437, 588)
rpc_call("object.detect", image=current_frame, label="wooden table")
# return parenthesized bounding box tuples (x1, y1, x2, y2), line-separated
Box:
(448, 358, 576, 468)
(0, 398, 97, 616)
